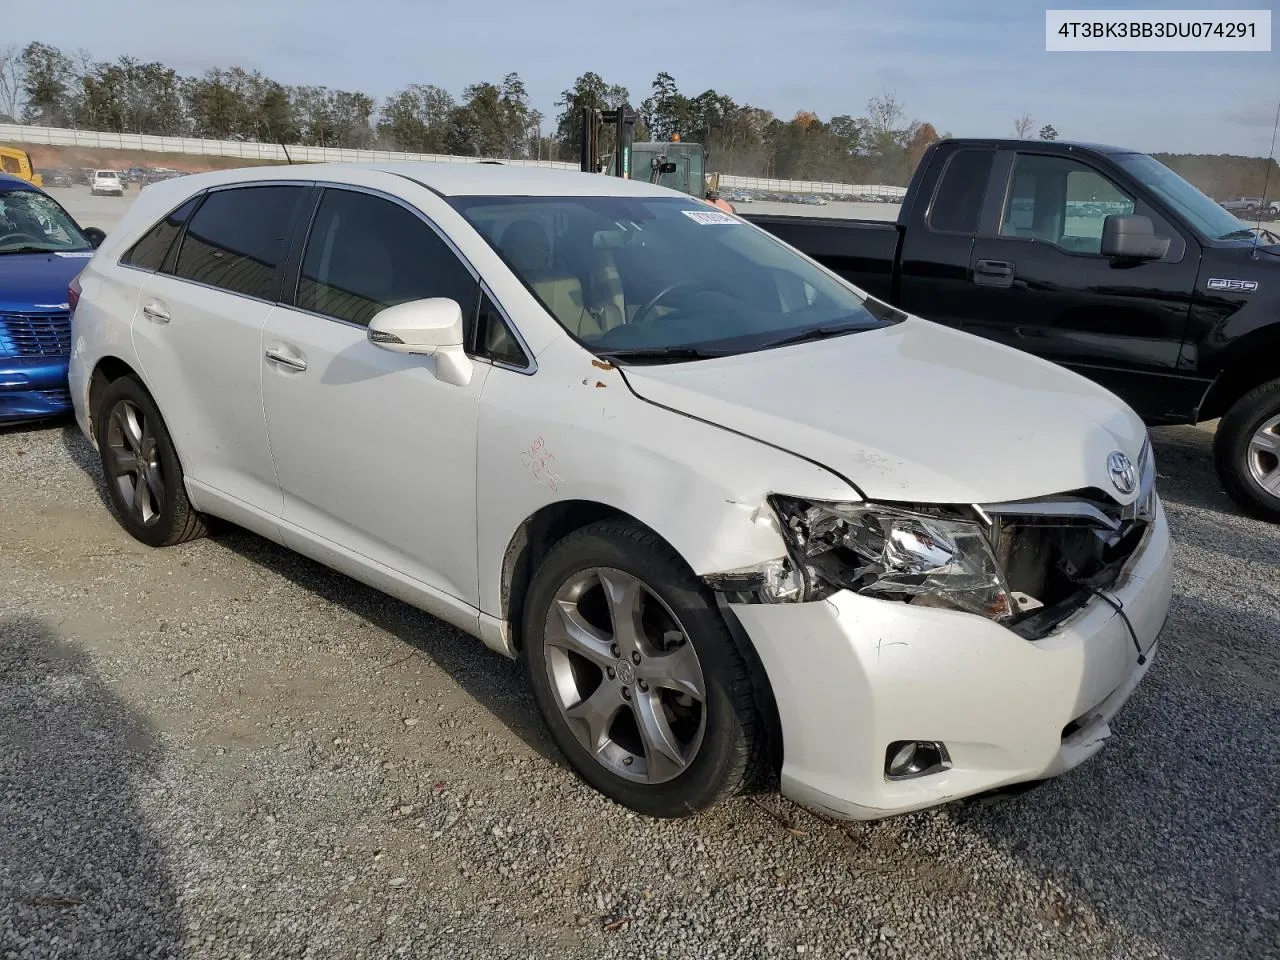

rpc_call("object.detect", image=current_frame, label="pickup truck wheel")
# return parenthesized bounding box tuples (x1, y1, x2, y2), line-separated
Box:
(94, 376, 208, 548)
(521, 518, 766, 818)
(1214, 378, 1280, 523)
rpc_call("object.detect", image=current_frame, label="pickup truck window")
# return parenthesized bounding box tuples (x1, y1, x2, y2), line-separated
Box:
(451, 195, 896, 360)
(928, 149, 994, 234)
(999, 154, 1134, 255)
(1111, 152, 1249, 241)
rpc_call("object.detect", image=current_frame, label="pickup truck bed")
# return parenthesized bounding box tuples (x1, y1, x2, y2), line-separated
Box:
(741, 214, 901, 303)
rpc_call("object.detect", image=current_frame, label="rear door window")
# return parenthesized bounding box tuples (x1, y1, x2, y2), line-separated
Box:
(172, 185, 308, 300)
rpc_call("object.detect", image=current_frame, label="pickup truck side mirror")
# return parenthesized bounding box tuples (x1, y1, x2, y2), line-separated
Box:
(367, 297, 473, 386)
(1100, 214, 1169, 261)
(82, 226, 106, 248)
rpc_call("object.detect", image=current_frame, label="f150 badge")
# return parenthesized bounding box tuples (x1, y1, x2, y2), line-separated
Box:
(1206, 278, 1259, 293)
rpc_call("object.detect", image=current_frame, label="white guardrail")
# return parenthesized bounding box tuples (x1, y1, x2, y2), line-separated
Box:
(1, 122, 908, 198)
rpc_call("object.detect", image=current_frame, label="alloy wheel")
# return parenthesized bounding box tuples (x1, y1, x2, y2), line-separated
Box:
(104, 398, 165, 525)
(543, 567, 707, 784)
(1247, 414, 1280, 500)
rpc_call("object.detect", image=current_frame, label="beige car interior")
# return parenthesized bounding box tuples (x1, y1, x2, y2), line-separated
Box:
(497, 218, 628, 340)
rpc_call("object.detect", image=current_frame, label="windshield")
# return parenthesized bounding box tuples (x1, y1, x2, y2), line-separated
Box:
(0, 188, 90, 254)
(449, 195, 897, 360)
(1112, 152, 1252, 241)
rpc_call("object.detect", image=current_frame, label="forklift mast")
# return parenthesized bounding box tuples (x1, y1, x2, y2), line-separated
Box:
(580, 104, 637, 179)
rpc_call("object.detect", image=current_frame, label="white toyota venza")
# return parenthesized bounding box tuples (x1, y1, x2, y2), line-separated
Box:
(68, 162, 1173, 820)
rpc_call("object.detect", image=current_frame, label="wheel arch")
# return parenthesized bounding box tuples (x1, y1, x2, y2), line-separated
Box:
(86, 355, 146, 443)
(497, 499, 784, 784)
(1198, 328, 1280, 422)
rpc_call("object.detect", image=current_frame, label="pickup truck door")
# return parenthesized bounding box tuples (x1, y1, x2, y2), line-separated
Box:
(964, 148, 1202, 423)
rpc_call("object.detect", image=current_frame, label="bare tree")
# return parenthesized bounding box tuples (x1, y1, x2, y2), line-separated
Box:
(1013, 113, 1033, 138)
(0, 44, 24, 121)
(866, 91, 905, 138)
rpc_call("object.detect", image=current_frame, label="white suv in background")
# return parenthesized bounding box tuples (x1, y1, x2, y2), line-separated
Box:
(67, 163, 1172, 821)
(90, 170, 124, 196)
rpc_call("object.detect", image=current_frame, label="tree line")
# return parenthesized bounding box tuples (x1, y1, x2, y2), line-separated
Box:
(0, 41, 948, 185)
(2, 41, 1272, 197)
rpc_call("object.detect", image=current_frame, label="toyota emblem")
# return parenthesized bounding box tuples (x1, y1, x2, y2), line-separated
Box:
(1107, 451, 1137, 495)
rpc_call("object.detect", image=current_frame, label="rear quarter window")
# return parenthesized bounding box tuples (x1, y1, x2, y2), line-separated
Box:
(120, 195, 202, 272)
(928, 149, 995, 234)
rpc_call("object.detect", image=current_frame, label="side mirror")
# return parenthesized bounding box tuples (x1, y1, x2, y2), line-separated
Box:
(83, 226, 106, 248)
(1100, 215, 1169, 261)
(658, 161, 677, 174)
(367, 297, 472, 386)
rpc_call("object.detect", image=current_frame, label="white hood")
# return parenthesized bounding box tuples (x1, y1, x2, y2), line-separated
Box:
(620, 318, 1148, 506)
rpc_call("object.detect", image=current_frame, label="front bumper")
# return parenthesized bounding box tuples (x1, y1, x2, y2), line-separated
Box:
(729, 498, 1173, 820)
(0, 356, 72, 424)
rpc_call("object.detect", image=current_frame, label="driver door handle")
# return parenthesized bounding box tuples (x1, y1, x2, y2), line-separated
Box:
(264, 346, 307, 372)
(141, 302, 171, 323)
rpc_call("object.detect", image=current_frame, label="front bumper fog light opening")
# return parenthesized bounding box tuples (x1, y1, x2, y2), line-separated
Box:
(884, 740, 952, 781)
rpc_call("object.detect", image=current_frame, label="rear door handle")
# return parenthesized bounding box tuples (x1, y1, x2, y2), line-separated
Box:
(141, 302, 171, 323)
(973, 259, 1015, 288)
(264, 346, 307, 372)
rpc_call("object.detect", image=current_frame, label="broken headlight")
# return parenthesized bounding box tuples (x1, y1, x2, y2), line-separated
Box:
(769, 496, 1016, 621)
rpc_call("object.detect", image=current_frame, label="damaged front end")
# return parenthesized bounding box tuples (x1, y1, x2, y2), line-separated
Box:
(704, 441, 1157, 640)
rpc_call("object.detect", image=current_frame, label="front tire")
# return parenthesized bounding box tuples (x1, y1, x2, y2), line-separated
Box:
(94, 376, 207, 547)
(521, 518, 767, 818)
(1214, 378, 1280, 523)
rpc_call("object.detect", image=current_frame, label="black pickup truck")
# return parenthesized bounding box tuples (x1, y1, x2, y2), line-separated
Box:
(743, 138, 1280, 522)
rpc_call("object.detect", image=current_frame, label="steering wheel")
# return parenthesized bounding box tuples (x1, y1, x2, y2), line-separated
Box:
(631, 281, 720, 325)
(0, 232, 43, 247)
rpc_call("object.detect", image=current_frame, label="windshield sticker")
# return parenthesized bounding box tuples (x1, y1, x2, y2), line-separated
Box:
(681, 209, 739, 225)
(54, 251, 95, 258)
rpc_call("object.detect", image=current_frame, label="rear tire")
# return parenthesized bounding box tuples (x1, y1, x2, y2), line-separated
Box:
(1214, 377, 1280, 523)
(521, 518, 768, 818)
(94, 376, 207, 547)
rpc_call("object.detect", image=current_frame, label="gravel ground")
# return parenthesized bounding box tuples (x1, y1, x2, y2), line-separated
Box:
(1, 417, 1277, 960)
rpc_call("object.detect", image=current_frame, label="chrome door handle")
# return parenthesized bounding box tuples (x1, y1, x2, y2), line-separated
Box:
(142, 302, 171, 323)
(264, 347, 307, 371)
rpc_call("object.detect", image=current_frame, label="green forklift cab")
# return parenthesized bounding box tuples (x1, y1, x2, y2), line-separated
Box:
(630, 141, 706, 197)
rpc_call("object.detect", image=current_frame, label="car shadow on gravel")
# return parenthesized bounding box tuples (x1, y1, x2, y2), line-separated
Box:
(949, 595, 1280, 960)
(1149, 423, 1239, 516)
(56, 423, 565, 769)
(0, 616, 181, 958)
(210, 528, 567, 770)
(59, 422, 112, 512)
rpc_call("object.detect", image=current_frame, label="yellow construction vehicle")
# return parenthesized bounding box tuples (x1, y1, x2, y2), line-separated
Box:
(0, 146, 43, 186)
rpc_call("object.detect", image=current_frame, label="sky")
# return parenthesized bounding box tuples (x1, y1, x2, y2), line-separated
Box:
(5, 0, 1279, 156)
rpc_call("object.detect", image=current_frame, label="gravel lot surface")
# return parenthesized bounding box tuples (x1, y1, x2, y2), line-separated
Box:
(1, 414, 1277, 960)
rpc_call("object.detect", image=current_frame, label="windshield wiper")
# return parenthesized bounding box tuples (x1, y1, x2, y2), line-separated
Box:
(755, 323, 871, 351)
(0, 245, 60, 255)
(1218, 228, 1260, 240)
(594, 346, 727, 364)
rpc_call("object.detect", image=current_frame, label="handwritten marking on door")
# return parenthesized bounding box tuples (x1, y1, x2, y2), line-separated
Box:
(520, 436, 560, 491)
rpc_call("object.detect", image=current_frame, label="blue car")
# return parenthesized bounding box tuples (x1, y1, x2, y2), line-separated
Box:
(0, 172, 105, 425)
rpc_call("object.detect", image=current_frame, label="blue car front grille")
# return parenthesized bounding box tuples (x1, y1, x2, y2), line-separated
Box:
(0, 311, 73, 358)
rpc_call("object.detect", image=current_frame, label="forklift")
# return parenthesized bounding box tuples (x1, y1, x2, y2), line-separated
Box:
(578, 105, 734, 212)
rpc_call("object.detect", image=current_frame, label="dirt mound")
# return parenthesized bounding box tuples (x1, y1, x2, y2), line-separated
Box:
(2, 141, 286, 174)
